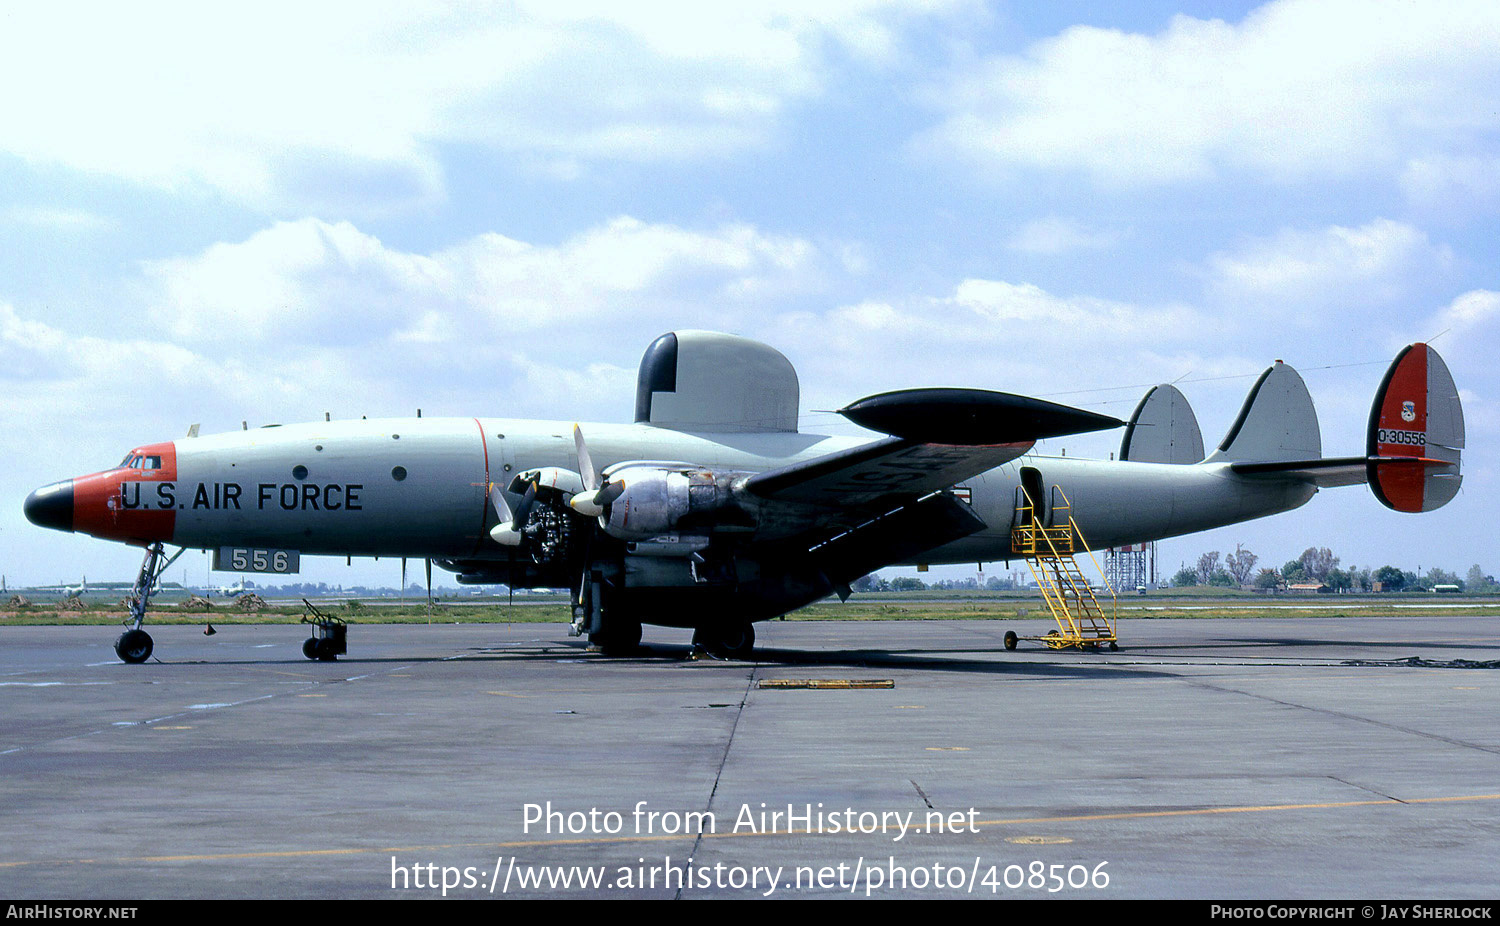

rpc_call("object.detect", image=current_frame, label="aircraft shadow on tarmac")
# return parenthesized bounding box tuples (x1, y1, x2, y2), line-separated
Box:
(135, 629, 1496, 675)
(142, 639, 1176, 680)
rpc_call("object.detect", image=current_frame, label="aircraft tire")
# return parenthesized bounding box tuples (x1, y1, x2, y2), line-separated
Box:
(115, 629, 153, 664)
(1004, 631, 1018, 651)
(315, 638, 339, 661)
(302, 638, 319, 661)
(696, 622, 754, 659)
(722, 621, 755, 659)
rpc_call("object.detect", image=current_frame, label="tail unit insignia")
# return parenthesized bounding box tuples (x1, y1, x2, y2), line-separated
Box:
(1367, 343, 1464, 512)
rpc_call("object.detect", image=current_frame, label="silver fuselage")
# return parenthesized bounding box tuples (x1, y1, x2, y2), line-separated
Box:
(159, 416, 1313, 562)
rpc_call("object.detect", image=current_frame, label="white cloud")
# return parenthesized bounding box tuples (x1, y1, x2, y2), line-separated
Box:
(1, 207, 112, 231)
(1004, 217, 1118, 255)
(1203, 219, 1452, 309)
(0, 2, 950, 209)
(921, 0, 1500, 186)
(1401, 155, 1500, 215)
(142, 216, 824, 349)
(1434, 289, 1500, 332)
(952, 279, 1197, 334)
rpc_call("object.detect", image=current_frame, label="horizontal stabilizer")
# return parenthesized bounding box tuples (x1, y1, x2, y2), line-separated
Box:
(1206, 361, 1320, 464)
(838, 388, 1121, 445)
(1366, 343, 1464, 512)
(1231, 455, 1452, 489)
(1119, 384, 1204, 464)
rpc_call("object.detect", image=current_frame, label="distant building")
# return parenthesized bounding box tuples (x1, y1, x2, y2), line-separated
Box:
(1288, 582, 1330, 594)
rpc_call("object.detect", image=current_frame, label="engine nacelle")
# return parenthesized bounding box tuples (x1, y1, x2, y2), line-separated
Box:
(598, 464, 752, 540)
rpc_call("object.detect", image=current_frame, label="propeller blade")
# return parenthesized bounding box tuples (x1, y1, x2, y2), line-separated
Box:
(596, 481, 625, 506)
(488, 479, 535, 546)
(489, 483, 513, 523)
(513, 480, 538, 530)
(574, 424, 598, 490)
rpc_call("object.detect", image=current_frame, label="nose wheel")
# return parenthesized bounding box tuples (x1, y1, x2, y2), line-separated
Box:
(115, 628, 154, 664)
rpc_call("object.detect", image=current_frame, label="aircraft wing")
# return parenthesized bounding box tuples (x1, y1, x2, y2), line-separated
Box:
(746, 437, 1033, 509)
(743, 388, 1120, 565)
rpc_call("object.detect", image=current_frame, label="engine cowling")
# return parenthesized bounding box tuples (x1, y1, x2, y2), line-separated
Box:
(597, 464, 752, 540)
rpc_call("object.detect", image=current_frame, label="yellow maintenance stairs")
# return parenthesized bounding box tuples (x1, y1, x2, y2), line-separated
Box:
(1005, 485, 1118, 651)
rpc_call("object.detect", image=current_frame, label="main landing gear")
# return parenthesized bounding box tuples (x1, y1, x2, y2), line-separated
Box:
(114, 542, 186, 664)
(693, 621, 756, 660)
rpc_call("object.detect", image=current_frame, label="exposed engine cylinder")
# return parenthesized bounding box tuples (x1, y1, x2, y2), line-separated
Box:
(600, 465, 748, 540)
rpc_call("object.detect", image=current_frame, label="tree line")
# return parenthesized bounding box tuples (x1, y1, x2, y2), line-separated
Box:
(1171, 545, 1497, 593)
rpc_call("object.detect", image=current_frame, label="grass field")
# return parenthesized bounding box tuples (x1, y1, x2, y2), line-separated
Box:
(4, 591, 1498, 626)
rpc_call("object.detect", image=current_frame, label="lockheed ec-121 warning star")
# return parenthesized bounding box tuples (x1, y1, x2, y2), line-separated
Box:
(24, 331, 1463, 663)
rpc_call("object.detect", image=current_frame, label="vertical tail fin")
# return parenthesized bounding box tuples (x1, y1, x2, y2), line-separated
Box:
(1205, 361, 1320, 464)
(1119, 384, 1205, 464)
(1367, 343, 1464, 512)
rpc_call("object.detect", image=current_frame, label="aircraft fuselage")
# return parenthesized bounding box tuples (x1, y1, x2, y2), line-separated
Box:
(28, 415, 1313, 564)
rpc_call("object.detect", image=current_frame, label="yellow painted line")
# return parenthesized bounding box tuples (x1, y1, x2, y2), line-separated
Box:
(758, 679, 894, 689)
(296, 694, 327, 698)
(977, 793, 1500, 827)
(5, 792, 1499, 869)
(151, 726, 193, 731)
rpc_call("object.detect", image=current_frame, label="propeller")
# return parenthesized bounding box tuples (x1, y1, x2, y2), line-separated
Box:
(488, 478, 537, 546)
(568, 425, 624, 518)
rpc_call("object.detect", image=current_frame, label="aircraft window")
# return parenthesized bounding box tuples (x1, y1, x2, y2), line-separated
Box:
(141, 456, 161, 470)
(118, 454, 135, 468)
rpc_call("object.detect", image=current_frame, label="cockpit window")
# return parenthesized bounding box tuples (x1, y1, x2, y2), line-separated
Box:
(140, 455, 161, 470)
(116, 453, 160, 470)
(119, 454, 136, 468)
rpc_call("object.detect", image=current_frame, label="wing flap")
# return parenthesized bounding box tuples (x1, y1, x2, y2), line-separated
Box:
(811, 493, 987, 586)
(747, 438, 1031, 508)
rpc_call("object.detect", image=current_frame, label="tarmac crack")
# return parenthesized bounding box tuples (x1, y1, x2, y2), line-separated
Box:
(1328, 775, 1407, 803)
(910, 779, 934, 810)
(673, 659, 760, 900)
(1182, 677, 1500, 758)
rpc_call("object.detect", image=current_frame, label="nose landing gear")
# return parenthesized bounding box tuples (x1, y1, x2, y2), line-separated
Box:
(114, 542, 185, 664)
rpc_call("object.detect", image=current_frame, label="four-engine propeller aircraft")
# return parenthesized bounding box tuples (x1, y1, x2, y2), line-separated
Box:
(23, 331, 1464, 664)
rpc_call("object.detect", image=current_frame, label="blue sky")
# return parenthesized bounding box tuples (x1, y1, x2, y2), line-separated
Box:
(2, 0, 1495, 588)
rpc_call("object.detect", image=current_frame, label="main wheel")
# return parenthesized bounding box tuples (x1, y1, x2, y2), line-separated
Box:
(115, 629, 153, 664)
(315, 638, 339, 661)
(1004, 630, 1018, 651)
(302, 638, 319, 660)
(720, 622, 755, 659)
(696, 622, 755, 659)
